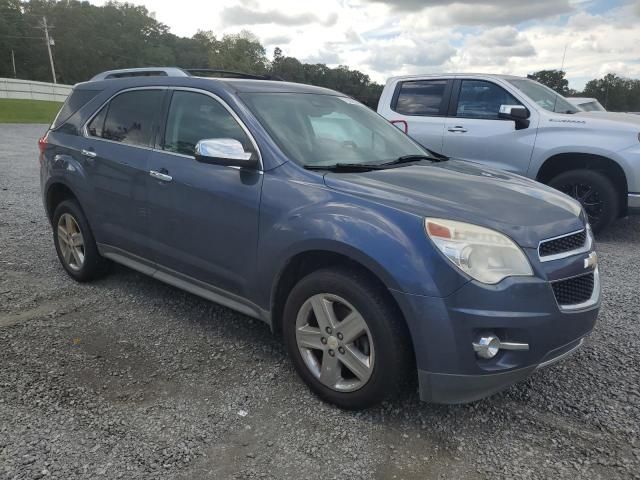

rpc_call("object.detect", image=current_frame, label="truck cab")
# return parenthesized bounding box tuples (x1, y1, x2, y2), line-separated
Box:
(378, 73, 640, 232)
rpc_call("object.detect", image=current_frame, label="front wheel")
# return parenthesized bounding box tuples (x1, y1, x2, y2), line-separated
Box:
(283, 267, 413, 409)
(548, 169, 619, 233)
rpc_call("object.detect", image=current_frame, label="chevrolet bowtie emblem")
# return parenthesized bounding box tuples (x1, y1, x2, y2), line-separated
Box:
(584, 251, 597, 269)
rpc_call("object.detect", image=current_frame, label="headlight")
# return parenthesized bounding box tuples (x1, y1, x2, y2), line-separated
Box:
(425, 218, 533, 284)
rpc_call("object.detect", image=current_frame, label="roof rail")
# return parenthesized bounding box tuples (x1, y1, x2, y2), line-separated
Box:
(185, 68, 282, 81)
(89, 67, 190, 81)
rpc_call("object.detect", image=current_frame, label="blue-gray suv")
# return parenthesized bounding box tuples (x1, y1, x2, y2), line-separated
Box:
(39, 67, 600, 409)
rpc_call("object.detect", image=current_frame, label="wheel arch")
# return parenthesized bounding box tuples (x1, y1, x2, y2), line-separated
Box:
(536, 153, 628, 216)
(45, 181, 80, 222)
(269, 249, 408, 340)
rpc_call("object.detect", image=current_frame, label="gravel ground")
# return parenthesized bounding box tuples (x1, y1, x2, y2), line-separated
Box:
(1, 123, 639, 480)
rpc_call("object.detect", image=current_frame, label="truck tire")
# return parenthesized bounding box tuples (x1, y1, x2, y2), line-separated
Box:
(548, 169, 619, 233)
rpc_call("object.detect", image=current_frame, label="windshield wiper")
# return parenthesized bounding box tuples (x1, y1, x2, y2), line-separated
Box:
(379, 152, 447, 167)
(304, 163, 383, 172)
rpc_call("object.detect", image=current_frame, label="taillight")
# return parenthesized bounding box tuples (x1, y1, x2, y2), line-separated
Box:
(38, 132, 48, 154)
(390, 120, 408, 134)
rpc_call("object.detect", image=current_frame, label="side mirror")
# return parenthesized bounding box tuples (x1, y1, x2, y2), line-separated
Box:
(498, 105, 530, 130)
(194, 138, 258, 168)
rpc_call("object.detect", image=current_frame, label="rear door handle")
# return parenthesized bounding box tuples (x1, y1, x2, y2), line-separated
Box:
(447, 126, 467, 133)
(150, 169, 173, 182)
(81, 149, 97, 158)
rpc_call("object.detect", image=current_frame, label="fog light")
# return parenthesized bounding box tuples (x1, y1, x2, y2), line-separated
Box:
(473, 334, 530, 359)
(473, 334, 501, 359)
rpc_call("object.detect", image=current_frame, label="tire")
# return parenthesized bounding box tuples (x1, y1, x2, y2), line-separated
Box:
(283, 267, 414, 409)
(548, 169, 619, 233)
(52, 199, 109, 282)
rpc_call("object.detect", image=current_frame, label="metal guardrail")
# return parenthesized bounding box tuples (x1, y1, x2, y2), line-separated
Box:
(0, 78, 72, 102)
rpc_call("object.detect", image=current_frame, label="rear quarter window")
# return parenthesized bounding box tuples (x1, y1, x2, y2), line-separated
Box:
(52, 89, 101, 129)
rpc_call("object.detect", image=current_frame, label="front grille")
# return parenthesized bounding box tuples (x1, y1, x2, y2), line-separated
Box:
(552, 272, 594, 306)
(539, 230, 587, 258)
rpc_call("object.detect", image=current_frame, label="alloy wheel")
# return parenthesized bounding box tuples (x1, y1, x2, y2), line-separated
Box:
(57, 213, 85, 271)
(558, 182, 604, 226)
(295, 293, 374, 392)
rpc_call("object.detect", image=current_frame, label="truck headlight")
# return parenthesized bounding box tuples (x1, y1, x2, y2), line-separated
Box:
(425, 218, 533, 284)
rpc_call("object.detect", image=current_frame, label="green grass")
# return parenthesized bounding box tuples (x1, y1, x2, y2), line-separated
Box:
(0, 98, 63, 124)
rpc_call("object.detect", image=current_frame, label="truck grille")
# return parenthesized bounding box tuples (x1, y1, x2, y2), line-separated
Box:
(552, 272, 595, 306)
(539, 230, 587, 259)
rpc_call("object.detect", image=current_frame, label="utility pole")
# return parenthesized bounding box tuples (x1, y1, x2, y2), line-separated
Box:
(11, 49, 16, 78)
(41, 16, 57, 84)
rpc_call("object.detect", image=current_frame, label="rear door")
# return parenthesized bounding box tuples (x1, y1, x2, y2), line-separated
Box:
(384, 79, 452, 152)
(441, 79, 536, 174)
(82, 88, 165, 259)
(146, 89, 263, 297)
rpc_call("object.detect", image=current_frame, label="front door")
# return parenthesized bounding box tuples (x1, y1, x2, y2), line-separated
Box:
(441, 79, 536, 175)
(147, 89, 263, 297)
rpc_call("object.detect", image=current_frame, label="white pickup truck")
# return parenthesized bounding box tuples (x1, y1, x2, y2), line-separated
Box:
(377, 74, 640, 232)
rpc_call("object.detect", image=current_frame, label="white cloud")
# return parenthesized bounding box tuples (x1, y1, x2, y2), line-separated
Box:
(87, 0, 640, 90)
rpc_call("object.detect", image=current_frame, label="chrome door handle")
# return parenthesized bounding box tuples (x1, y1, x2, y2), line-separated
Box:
(81, 149, 97, 158)
(447, 126, 467, 133)
(150, 170, 173, 182)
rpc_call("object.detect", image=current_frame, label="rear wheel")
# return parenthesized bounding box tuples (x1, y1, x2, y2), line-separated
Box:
(548, 169, 619, 233)
(283, 267, 413, 409)
(52, 200, 109, 282)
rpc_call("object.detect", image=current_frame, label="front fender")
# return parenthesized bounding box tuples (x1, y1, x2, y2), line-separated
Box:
(253, 166, 468, 310)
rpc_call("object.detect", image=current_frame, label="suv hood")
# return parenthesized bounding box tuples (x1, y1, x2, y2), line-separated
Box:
(323, 160, 584, 248)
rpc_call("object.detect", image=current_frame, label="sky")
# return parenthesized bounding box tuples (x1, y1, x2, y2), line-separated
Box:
(91, 0, 640, 90)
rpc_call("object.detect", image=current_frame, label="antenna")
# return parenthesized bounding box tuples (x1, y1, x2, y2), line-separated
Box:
(552, 43, 568, 113)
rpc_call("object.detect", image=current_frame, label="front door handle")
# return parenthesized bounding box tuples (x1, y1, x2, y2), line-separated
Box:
(81, 149, 97, 158)
(447, 126, 467, 133)
(150, 169, 173, 182)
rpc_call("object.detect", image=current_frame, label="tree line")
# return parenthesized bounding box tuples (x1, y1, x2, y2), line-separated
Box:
(0, 0, 383, 107)
(1, 1, 638, 111)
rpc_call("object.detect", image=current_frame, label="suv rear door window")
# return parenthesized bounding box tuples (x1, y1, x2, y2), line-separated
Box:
(456, 80, 522, 120)
(162, 90, 254, 157)
(88, 89, 164, 147)
(394, 80, 447, 116)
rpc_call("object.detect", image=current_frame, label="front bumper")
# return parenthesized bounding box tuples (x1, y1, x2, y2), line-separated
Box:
(418, 337, 585, 404)
(392, 254, 600, 404)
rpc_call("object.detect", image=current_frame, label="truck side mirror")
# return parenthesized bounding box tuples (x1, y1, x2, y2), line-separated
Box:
(498, 105, 530, 130)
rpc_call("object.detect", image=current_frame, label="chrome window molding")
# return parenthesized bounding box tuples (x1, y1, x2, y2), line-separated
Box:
(81, 85, 264, 171)
(538, 227, 592, 262)
(551, 266, 600, 312)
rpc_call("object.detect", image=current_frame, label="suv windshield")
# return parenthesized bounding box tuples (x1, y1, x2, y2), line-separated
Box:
(240, 93, 428, 167)
(508, 79, 579, 114)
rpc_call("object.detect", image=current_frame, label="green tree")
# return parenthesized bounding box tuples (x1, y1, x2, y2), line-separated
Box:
(528, 69, 571, 95)
(582, 73, 640, 112)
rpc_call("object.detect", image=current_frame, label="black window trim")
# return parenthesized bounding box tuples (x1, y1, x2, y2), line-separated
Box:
(81, 86, 263, 170)
(390, 78, 453, 117)
(449, 78, 529, 121)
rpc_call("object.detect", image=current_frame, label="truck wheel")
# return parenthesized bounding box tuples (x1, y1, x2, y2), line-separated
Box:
(283, 267, 414, 409)
(52, 200, 110, 282)
(549, 169, 619, 233)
